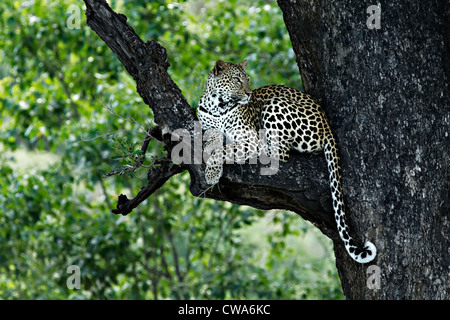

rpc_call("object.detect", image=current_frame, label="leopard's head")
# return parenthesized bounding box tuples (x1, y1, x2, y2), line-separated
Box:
(205, 59, 252, 104)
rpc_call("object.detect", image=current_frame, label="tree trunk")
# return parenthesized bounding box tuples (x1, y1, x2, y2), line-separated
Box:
(84, 0, 449, 299)
(277, 0, 450, 299)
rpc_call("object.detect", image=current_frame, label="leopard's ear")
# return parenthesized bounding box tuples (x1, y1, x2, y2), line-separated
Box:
(213, 60, 228, 76)
(239, 59, 248, 69)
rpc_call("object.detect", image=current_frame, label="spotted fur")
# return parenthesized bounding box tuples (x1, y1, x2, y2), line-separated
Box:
(197, 60, 376, 263)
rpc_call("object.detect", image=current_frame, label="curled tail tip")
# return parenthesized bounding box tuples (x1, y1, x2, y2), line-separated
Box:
(350, 241, 377, 264)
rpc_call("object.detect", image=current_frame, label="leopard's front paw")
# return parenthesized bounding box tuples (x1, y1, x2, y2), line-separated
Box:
(205, 164, 223, 185)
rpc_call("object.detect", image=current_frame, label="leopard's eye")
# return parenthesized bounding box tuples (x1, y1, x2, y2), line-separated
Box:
(233, 76, 242, 83)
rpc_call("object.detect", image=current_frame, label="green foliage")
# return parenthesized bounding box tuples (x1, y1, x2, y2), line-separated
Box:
(0, 0, 343, 299)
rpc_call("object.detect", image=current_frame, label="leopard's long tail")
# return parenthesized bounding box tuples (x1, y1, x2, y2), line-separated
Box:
(323, 129, 376, 264)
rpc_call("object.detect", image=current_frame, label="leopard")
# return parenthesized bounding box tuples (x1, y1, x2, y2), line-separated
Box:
(197, 59, 376, 264)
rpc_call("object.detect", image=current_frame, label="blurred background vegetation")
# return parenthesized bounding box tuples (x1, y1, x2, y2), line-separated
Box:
(0, 0, 343, 299)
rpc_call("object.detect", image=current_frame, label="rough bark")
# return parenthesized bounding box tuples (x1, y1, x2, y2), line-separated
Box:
(278, 0, 450, 299)
(84, 0, 449, 299)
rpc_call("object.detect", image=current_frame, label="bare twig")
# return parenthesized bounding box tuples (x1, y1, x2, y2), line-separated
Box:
(95, 97, 154, 138)
(111, 158, 185, 215)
